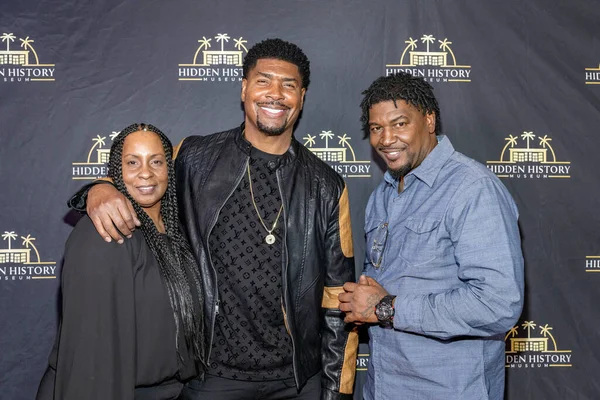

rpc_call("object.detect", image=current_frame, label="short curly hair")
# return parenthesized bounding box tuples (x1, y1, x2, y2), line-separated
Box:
(243, 38, 310, 89)
(360, 72, 442, 138)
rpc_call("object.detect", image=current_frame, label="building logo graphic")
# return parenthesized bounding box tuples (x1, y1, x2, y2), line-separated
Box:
(72, 131, 120, 180)
(584, 63, 600, 85)
(303, 131, 371, 178)
(385, 34, 471, 83)
(486, 131, 571, 179)
(178, 33, 249, 82)
(0, 32, 55, 82)
(505, 320, 572, 368)
(0, 231, 56, 281)
(585, 255, 600, 272)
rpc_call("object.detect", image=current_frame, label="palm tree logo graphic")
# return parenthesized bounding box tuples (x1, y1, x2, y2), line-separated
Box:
(540, 324, 559, 351)
(215, 33, 230, 51)
(86, 135, 107, 163)
(522, 320, 537, 338)
(2, 231, 17, 249)
(538, 135, 556, 161)
(21, 234, 42, 264)
(505, 320, 569, 354)
(303, 134, 316, 147)
(320, 130, 334, 148)
(192, 36, 212, 65)
(399, 38, 417, 66)
(521, 131, 535, 149)
(499, 135, 518, 161)
(438, 39, 457, 66)
(0, 231, 54, 265)
(72, 131, 120, 175)
(0, 33, 52, 66)
(180, 33, 248, 67)
(388, 34, 466, 68)
(493, 131, 563, 163)
(421, 35, 435, 52)
(303, 130, 364, 163)
(234, 37, 248, 52)
(19, 37, 39, 64)
(1, 33, 16, 52)
(338, 134, 357, 161)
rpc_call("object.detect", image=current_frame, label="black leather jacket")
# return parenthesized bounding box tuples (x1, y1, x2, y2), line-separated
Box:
(175, 125, 357, 399)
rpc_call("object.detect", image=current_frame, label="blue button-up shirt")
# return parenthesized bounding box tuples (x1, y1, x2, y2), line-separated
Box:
(363, 136, 524, 400)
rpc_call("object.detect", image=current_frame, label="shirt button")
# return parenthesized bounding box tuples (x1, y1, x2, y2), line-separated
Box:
(268, 161, 277, 169)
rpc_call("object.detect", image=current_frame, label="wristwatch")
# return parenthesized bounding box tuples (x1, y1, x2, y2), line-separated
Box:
(375, 295, 396, 326)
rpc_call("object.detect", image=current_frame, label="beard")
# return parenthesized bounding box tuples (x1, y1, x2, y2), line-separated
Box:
(388, 165, 412, 180)
(255, 101, 291, 136)
(257, 117, 288, 136)
(387, 152, 415, 179)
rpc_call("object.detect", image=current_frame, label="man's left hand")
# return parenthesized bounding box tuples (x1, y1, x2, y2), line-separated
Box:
(338, 275, 389, 324)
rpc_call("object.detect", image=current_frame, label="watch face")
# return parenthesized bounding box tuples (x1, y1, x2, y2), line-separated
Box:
(375, 300, 394, 322)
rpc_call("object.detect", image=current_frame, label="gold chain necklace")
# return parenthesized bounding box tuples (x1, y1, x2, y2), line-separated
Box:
(247, 162, 283, 244)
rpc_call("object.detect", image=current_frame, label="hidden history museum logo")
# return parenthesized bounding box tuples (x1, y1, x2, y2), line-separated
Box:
(486, 131, 571, 179)
(385, 34, 471, 83)
(505, 320, 572, 368)
(303, 131, 371, 178)
(585, 256, 600, 273)
(584, 63, 600, 85)
(0, 32, 56, 83)
(0, 231, 56, 281)
(356, 353, 369, 372)
(71, 131, 120, 180)
(178, 33, 249, 82)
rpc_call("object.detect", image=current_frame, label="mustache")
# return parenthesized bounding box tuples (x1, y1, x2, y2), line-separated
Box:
(257, 101, 290, 110)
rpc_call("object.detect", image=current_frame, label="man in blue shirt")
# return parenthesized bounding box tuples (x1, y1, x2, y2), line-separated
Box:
(339, 72, 524, 400)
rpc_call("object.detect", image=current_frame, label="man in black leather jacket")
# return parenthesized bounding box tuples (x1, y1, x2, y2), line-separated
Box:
(74, 38, 357, 400)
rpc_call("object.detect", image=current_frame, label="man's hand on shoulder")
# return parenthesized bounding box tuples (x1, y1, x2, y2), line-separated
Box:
(87, 184, 140, 244)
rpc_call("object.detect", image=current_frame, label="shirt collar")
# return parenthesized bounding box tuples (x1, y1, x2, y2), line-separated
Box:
(384, 135, 454, 188)
(235, 122, 298, 168)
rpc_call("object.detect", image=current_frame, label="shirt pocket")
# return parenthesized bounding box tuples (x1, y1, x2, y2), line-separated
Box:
(399, 216, 441, 267)
(364, 220, 389, 272)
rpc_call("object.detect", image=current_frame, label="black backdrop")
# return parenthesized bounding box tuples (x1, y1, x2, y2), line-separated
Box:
(1, 1, 599, 399)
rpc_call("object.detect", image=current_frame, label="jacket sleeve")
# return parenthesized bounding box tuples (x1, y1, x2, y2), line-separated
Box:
(320, 184, 358, 400)
(67, 181, 111, 212)
(53, 218, 136, 400)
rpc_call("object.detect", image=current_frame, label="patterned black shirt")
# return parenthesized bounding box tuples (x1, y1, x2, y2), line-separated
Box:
(208, 148, 294, 381)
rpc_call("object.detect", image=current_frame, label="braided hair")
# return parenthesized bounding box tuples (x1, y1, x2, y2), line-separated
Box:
(108, 123, 206, 367)
(360, 72, 442, 138)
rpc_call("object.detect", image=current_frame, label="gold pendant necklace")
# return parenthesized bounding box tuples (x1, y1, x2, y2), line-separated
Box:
(247, 162, 283, 244)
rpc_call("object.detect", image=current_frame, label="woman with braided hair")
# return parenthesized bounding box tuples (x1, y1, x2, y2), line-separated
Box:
(37, 123, 206, 400)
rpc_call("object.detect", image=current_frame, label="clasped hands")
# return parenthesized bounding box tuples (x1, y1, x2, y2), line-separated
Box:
(338, 275, 389, 325)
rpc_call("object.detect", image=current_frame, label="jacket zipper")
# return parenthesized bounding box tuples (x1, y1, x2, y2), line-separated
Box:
(205, 156, 250, 363)
(276, 167, 299, 389)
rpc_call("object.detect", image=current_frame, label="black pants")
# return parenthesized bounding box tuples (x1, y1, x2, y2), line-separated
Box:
(180, 373, 321, 400)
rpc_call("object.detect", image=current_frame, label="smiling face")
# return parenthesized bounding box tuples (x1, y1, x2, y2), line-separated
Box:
(121, 130, 168, 222)
(241, 58, 306, 139)
(368, 100, 437, 179)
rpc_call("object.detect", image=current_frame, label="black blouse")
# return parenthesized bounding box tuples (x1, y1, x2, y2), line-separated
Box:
(37, 217, 197, 400)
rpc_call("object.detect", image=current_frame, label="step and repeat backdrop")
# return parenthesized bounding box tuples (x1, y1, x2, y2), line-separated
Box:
(1, 0, 599, 399)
